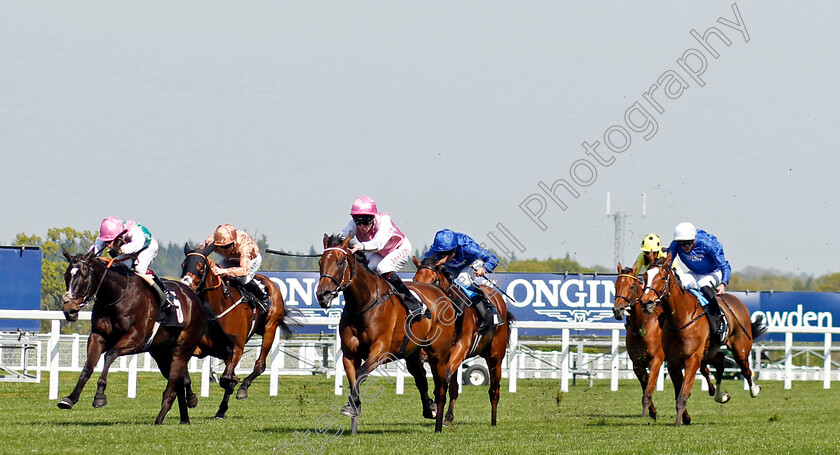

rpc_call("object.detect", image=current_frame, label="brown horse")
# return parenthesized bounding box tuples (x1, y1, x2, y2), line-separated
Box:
(412, 255, 511, 427)
(316, 234, 457, 433)
(612, 263, 664, 420)
(180, 243, 292, 418)
(639, 255, 766, 427)
(57, 249, 229, 424)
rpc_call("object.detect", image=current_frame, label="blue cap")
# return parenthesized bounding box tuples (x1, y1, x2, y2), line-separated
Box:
(428, 229, 458, 252)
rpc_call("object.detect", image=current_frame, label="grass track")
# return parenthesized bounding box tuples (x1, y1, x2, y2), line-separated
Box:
(1, 373, 838, 454)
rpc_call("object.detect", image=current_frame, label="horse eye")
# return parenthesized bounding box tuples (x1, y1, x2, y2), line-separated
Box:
(337, 259, 345, 266)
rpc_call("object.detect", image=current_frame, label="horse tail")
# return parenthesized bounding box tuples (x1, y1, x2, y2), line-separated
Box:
(751, 313, 769, 341)
(505, 311, 516, 348)
(278, 307, 305, 340)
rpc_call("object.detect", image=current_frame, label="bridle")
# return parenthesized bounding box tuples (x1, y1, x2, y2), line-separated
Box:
(183, 252, 225, 294)
(66, 256, 129, 309)
(615, 273, 643, 310)
(319, 247, 356, 298)
(416, 263, 470, 307)
(641, 265, 672, 307)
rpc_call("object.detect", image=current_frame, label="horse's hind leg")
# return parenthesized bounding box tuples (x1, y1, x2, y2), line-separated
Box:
(708, 352, 730, 403)
(731, 339, 760, 398)
(183, 371, 198, 408)
(405, 350, 436, 419)
(239, 321, 278, 399)
(668, 363, 691, 427)
(58, 333, 105, 409)
(486, 354, 503, 427)
(443, 373, 458, 427)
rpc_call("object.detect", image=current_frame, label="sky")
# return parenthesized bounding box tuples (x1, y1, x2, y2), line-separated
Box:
(1, 1, 838, 276)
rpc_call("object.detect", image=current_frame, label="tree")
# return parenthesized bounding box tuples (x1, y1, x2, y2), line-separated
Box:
(814, 273, 840, 292)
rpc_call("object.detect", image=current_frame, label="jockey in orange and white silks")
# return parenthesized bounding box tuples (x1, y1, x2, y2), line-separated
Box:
(90, 216, 158, 275)
(197, 224, 270, 312)
(340, 196, 429, 319)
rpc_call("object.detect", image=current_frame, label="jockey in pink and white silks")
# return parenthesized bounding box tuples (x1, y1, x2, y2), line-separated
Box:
(340, 196, 430, 320)
(89, 217, 171, 307)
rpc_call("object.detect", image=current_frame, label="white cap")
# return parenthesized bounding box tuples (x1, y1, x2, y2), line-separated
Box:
(673, 222, 697, 241)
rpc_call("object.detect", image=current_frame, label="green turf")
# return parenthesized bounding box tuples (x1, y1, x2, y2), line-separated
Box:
(1, 373, 838, 454)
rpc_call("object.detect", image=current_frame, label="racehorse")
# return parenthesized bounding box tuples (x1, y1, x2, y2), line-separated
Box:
(412, 255, 512, 427)
(180, 243, 293, 418)
(639, 255, 767, 427)
(316, 234, 457, 433)
(57, 249, 229, 424)
(612, 263, 665, 420)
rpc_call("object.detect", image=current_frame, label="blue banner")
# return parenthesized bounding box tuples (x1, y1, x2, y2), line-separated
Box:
(262, 271, 838, 341)
(0, 246, 42, 332)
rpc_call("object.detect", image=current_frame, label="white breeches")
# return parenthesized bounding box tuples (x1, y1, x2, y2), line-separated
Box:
(126, 239, 158, 275)
(455, 260, 489, 289)
(367, 240, 412, 274)
(676, 268, 723, 290)
(220, 253, 262, 284)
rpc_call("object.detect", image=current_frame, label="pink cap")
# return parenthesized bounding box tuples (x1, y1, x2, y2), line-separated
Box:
(350, 196, 378, 216)
(97, 217, 124, 242)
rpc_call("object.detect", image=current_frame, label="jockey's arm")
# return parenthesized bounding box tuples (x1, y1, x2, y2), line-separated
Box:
(119, 226, 147, 255)
(358, 216, 395, 253)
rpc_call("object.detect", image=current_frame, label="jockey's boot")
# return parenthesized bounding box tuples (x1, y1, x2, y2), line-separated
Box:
(701, 285, 727, 343)
(151, 273, 174, 308)
(243, 279, 270, 314)
(469, 287, 496, 332)
(383, 272, 431, 320)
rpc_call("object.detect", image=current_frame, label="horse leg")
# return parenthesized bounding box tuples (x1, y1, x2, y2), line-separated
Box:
(427, 356, 450, 433)
(175, 377, 190, 424)
(699, 363, 715, 398)
(668, 363, 690, 427)
(632, 363, 650, 418)
(644, 356, 663, 421)
(708, 352, 730, 403)
(238, 320, 278, 400)
(731, 339, 761, 398)
(183, 371, 198, 408)
(156, 352, 192, 425)
(444, 374, 459, 427)
(405, 350, 436, 420)
(215, 343, 243, 419)
(676, 357, 702, 427)
(58, 333, 105, 409)
(486, 354, 503, 427)
(339, 357, 363, 419)
(92, 349, 119, 408)
(442, 341, 469, 426)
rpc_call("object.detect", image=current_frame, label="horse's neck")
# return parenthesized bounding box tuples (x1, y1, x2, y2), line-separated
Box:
(94, 264, 130, 303)
(343, 264, 384, 311)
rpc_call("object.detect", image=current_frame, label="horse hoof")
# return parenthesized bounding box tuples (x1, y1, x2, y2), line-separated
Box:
(716, 393, 731, 404)
(180, 420, 190, 425)
(236, 389, 248, 400)
(187, 395, 199, 408)
(443, 419, 453, 427)
(57, 398, 74, 409)
(339, 404, 360, 418)
(750, 385, 761, 398)
(92, 396, 107, 408)
(423, 408, 437, 420)
(214, 414, 226, 420)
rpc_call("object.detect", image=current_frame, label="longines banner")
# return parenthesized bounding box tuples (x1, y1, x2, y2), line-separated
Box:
(262, 272, 838, 341)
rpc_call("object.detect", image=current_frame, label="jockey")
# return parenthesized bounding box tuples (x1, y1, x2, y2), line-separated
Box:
(341, 196, 430, 320)
(90, 217, 171, 308)
(198, 224, 270, 314)
(423, 229, 502, 332)
(633, 233, 668, 273)
(666, 222, 731, 343)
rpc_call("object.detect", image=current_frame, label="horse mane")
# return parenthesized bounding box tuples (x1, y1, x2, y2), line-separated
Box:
(620, 266, 634, 274)
(651, 257, 669, 267)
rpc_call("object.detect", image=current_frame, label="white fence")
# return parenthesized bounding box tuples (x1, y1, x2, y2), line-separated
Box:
(0, 310, 838, 400)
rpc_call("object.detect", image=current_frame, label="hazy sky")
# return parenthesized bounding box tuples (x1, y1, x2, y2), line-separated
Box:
(2, 2, 838, 275)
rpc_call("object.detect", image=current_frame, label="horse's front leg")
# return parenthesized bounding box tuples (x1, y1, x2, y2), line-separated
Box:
(215, 340, 244, 419)
(676, 357, 702, 427)
(426, 354, 451, 433)
(238, 319, 278, 400)
(92, 330, 147, 407)
(339, 356, 362, 418)
(643, 355, 663, 421)
(58, 333, 105, 409)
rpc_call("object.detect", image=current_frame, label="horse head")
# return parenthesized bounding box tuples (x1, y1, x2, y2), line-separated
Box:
(316, 234, 355, 308)
(613, 263, 641, 320)
(180, 242, 215, 291)
(639, 254, 674, 314)
(412, 255, 451, 288)
(61, 248, 98, 322)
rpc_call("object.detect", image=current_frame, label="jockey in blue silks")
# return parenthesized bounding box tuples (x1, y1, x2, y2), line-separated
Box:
(666, 222, 732, 343)
(424, 229, 502, 332)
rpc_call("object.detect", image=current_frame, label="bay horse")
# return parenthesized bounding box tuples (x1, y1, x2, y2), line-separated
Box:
(180, 243, 292, 418)
(612, 263, 664, 420)
(57, 249, 229, 424)
(316, 235, 457, 433)
(412, 255, 511, 427)
(639, 255, 766, 427)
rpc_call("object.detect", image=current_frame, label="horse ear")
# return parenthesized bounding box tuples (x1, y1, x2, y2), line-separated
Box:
(665, 252, 674, 267)
(631, 263, 638, 275)
(84, 248, 97, 259)
(616, 262, 622, 273)
(435, 255, 449, 267)
(412, 256, 420, 267)
(322, 234, 329, 248)
(184, 242, 192, 255)
(62, 248, 71, 261)
(340, 236, 352, 248)
(200, 243, 214, 256)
